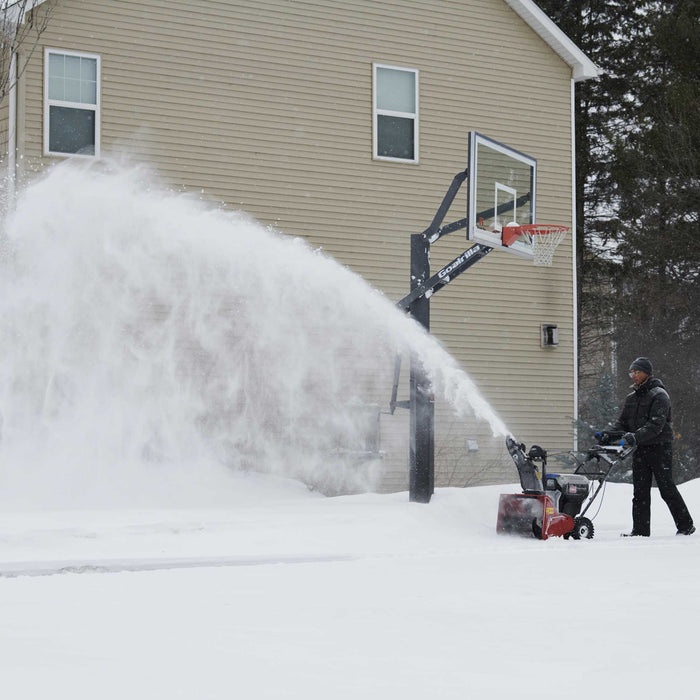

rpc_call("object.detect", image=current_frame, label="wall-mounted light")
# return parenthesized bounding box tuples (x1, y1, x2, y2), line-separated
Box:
(541, 323, 559, 347)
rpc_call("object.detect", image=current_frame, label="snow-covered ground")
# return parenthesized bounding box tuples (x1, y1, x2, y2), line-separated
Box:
(2, 470, 698, 700)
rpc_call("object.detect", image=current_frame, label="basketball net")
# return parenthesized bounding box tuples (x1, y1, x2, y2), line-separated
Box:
(502, 224, 568, 266)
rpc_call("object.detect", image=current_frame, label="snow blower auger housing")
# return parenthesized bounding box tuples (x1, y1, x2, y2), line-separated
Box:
(496, 437, 635, 540)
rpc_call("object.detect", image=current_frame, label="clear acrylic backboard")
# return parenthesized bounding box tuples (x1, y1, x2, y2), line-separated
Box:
(467, 132, 537, 259)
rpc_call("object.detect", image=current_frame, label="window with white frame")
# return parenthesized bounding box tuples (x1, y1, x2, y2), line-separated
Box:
(373, 64, 418, 162)
(44, 49, 100, 156)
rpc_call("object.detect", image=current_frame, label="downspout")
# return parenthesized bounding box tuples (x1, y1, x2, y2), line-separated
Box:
(7, 51, 17, 211)
(570, 78, 579, 450)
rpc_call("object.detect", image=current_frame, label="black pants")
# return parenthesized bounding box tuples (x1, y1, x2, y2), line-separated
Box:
(632, 443, 693, 535)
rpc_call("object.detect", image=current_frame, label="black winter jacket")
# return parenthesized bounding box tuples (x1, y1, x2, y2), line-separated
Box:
(610, 377, 673, 446)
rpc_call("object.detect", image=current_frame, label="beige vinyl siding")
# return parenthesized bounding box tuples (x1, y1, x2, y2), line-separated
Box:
(15, 0, 577, 490)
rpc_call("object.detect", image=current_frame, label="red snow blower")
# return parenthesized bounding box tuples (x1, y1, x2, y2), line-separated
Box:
(496, 436, 635, 540)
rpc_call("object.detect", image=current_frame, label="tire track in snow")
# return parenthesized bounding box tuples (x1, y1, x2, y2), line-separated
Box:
(0, 554, 357, 578)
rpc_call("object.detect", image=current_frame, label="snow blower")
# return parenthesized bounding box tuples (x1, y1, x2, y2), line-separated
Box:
(496, 436, 635, 540)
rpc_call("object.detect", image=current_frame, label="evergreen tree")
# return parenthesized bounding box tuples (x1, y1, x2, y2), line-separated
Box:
(612, 0, 700, 480)
(534, 1, 654, 432)
(539, 0, 700, 478)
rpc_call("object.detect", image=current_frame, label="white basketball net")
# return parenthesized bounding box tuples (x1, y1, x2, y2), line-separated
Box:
(520, 225, 568, 266)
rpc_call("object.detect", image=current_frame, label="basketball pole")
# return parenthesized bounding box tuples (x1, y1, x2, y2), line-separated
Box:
(408, 233, 434, 503)
(395, 139, 547, 503)
(395, 170, 496, 503)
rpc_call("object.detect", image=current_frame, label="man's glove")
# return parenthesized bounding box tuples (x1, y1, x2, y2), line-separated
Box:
(621, 432, 637, 447)
(595, 431, 611, 445)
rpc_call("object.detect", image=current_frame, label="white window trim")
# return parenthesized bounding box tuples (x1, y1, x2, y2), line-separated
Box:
(44, 47, 101, 158)
(372, 63, 419, 164)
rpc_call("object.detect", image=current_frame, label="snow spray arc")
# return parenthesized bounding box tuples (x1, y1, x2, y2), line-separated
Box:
(0, 161, 507, 504)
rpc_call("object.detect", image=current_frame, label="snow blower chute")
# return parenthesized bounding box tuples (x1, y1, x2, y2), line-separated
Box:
(496, 436, 635, 540)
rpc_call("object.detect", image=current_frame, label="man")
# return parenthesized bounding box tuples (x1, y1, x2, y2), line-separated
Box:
(601, 357, 695, 537)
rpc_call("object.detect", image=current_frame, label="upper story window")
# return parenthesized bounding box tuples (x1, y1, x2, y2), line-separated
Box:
(44, 49, 100, 157)
(373, 64, 418, 163)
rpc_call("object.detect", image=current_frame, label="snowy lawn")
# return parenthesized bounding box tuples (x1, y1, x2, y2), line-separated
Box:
(1, 473, 698, 700)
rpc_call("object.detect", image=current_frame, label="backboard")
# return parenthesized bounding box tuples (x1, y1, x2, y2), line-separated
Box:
(467, 132, 537, 259)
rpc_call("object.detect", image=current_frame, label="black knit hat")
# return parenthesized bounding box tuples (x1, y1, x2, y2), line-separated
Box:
(629, 357, 653, 375)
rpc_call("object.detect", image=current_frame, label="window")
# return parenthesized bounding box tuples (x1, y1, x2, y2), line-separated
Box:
(373, 64, 418, 163)
(44, 49, 100, 157)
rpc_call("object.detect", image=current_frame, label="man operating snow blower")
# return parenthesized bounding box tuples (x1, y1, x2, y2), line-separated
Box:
(598, 357, 695, 538)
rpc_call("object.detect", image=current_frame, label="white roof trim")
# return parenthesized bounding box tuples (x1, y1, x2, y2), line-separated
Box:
(504, 0, 601, 81)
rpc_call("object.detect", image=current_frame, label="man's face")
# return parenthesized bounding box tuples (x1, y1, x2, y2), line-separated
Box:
(629, 370, 649, 386)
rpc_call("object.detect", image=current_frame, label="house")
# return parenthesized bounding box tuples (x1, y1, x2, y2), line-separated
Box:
(1, 0, 599, 492)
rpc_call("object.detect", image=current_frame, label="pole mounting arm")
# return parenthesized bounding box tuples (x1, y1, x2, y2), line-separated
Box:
(397, 243, 493, 312)
(420, 170, 468, 243)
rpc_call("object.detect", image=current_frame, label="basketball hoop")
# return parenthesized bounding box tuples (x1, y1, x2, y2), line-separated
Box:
(501, 224, 568, 266)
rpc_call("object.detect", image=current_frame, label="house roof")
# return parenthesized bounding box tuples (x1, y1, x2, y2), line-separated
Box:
(504, 0, 601, 81)
(18, 0, 600, 81)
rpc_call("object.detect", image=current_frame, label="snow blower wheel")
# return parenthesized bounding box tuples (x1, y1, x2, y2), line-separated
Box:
(571, 516, 594, 540)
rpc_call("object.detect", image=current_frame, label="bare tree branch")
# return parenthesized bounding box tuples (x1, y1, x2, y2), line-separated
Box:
(1, 0, 55, 105)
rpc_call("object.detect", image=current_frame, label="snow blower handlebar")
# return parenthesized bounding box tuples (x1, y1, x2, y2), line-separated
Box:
(595, 430, 637, 449)
(587, 442, 637, 464)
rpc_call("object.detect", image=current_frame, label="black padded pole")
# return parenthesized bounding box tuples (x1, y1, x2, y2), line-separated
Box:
(408, 234, 434, 503)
